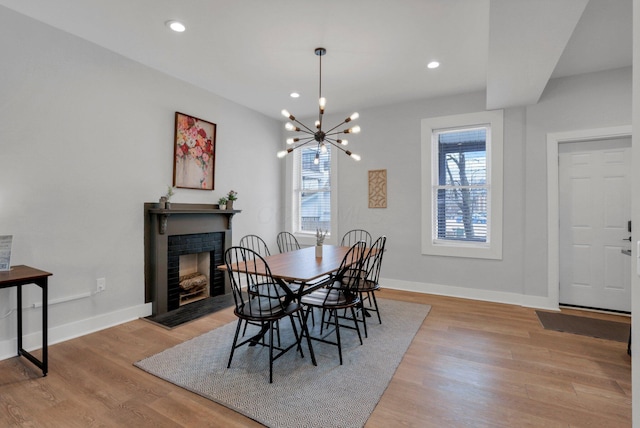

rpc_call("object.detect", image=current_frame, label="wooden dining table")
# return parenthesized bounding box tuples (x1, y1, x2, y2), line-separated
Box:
(219, 244, 355, 297)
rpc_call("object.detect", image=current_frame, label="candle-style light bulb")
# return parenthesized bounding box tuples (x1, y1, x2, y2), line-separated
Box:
(337, 139, 348, 146)
(286, 138, 299, 145)
(281, 109, 295, 120)
(285, 122, 299, 132)
(277, 148, 294, 158)
(320, 143, 328, 154)
(344, 125, 361, 134)
(319, 97, 326, 113)
(313, 152, 320, 164)
(345, 112, 359, 122)
(345, 150, 361, 161)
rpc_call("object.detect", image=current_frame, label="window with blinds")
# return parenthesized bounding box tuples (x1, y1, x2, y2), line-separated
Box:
(434, 127, 488, 243)
(295, 145, 331, 233)
(421, 110, 503, 259)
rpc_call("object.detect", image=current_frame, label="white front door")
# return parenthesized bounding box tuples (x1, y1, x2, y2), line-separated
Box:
(559, 137, 632, 312)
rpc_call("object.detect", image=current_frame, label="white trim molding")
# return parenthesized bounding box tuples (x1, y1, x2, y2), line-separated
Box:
(382, 277, 557, 310)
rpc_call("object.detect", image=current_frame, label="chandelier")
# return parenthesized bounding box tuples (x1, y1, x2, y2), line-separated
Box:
(277, 47, 361, 163)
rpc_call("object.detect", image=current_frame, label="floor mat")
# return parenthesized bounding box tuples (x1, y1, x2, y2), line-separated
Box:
(536, 310, 630, 342)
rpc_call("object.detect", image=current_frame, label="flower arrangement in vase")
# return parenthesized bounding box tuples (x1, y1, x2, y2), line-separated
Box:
(226, 190, 238, 210)
(159, 186, 175, 209)
(315, 228, 328, 258)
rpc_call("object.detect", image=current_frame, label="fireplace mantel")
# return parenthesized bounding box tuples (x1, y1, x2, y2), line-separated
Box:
(148, 204, 240, 234)
(144, 202, 240, 316)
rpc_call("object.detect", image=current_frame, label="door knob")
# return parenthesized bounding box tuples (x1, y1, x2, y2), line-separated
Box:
(623, 236, 632, 241)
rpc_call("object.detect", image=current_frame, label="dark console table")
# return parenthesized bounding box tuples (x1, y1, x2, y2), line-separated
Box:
(0, 265, 52, 376)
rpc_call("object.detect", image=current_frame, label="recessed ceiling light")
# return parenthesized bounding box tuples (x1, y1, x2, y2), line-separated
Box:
(427, 61, 440, 69)
(290, 92, 300, 98)
(166, 20, 186, 32)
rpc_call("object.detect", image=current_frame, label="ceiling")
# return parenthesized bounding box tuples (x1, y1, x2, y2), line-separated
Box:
(0, 0, 631, 119)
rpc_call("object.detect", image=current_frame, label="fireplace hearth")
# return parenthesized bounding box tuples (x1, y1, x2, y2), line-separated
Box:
(144, 203, 240, 317)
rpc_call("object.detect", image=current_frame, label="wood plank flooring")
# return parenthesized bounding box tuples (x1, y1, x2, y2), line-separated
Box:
(0, 289, 631, 427)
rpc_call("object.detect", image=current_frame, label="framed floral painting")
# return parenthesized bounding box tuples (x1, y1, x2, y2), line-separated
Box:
(173, 112, 216, 190)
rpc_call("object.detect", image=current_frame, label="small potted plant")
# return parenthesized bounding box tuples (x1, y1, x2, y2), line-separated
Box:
(315, 228, 328, 258)
(218, 197, 228, 210)
(159, 185, 175, 209)
(226, 190, 238, 210)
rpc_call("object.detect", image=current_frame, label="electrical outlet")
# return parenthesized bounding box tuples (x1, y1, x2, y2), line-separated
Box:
(96, 277, 106, 293)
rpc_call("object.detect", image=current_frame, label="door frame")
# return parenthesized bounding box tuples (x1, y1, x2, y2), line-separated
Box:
(547, 125, 632, 309)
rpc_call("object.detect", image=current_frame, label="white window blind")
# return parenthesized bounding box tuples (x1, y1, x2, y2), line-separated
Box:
(434, 127, 488, 243)
(294, 145, 331, 234)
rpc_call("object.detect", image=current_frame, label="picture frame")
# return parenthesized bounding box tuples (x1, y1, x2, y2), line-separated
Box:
(368, 169, 387, 208)
(173, 112, 216, 190)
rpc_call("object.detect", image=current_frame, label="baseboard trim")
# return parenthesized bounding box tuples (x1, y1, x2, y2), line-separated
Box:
(0, 303, 152, 362)
(381, 277, 558, 311)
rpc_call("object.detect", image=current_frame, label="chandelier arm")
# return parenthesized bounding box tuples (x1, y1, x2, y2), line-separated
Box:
(324, 131, 348, 138)
(290, 138, 316, 150)
(323, 119, 349, 135)
(292, 118, 317, 134)
(325, 140, 349, 154)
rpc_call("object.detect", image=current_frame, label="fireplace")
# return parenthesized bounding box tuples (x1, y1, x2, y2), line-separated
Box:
(144, 203, 239, 317)
(168, 232, 223, 308)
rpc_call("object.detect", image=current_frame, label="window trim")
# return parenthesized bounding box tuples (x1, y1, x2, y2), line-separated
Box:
(421, 110, 503, 259)
(284, 144, 338, 247)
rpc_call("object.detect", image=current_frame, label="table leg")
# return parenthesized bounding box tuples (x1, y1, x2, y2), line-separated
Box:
(16, 284, 23, 357)
(15, 280, 48, 376)
(41, 279, 48, 376)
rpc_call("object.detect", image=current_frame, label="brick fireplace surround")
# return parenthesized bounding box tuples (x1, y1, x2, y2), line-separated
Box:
(144, 203, 239, 317)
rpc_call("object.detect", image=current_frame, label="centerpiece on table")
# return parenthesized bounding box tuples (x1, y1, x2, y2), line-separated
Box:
(226, 190, 238, 210)
(315, 228, 328, 258)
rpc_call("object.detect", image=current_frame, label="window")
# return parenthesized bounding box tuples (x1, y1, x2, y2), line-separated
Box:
(436, 128, 487, 242)
(285, 144, 337, 244)
(421, 111, 503, 259)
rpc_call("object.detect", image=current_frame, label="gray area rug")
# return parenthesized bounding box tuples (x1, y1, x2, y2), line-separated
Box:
(135, 298, 430, 428)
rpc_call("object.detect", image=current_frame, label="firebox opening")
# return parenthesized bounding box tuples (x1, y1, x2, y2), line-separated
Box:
(179, 252, 211, 305)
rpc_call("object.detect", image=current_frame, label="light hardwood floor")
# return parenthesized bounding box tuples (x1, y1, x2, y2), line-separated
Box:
(0, 289, 631, 427)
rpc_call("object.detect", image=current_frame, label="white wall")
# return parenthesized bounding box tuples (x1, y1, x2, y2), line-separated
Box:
(0, 7, 282, 356)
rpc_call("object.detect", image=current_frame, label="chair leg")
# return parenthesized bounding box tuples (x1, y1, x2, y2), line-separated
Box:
(301, 308, 317, 366)
(333, 309, 343, 365)
(227, 319, 243, 368)
(360, 299, 368, 338)
(350, 306, 363, 345)
(269, 320, 275, 383)
(370, 291, 382, 324)
(289, 314, 304, 358)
